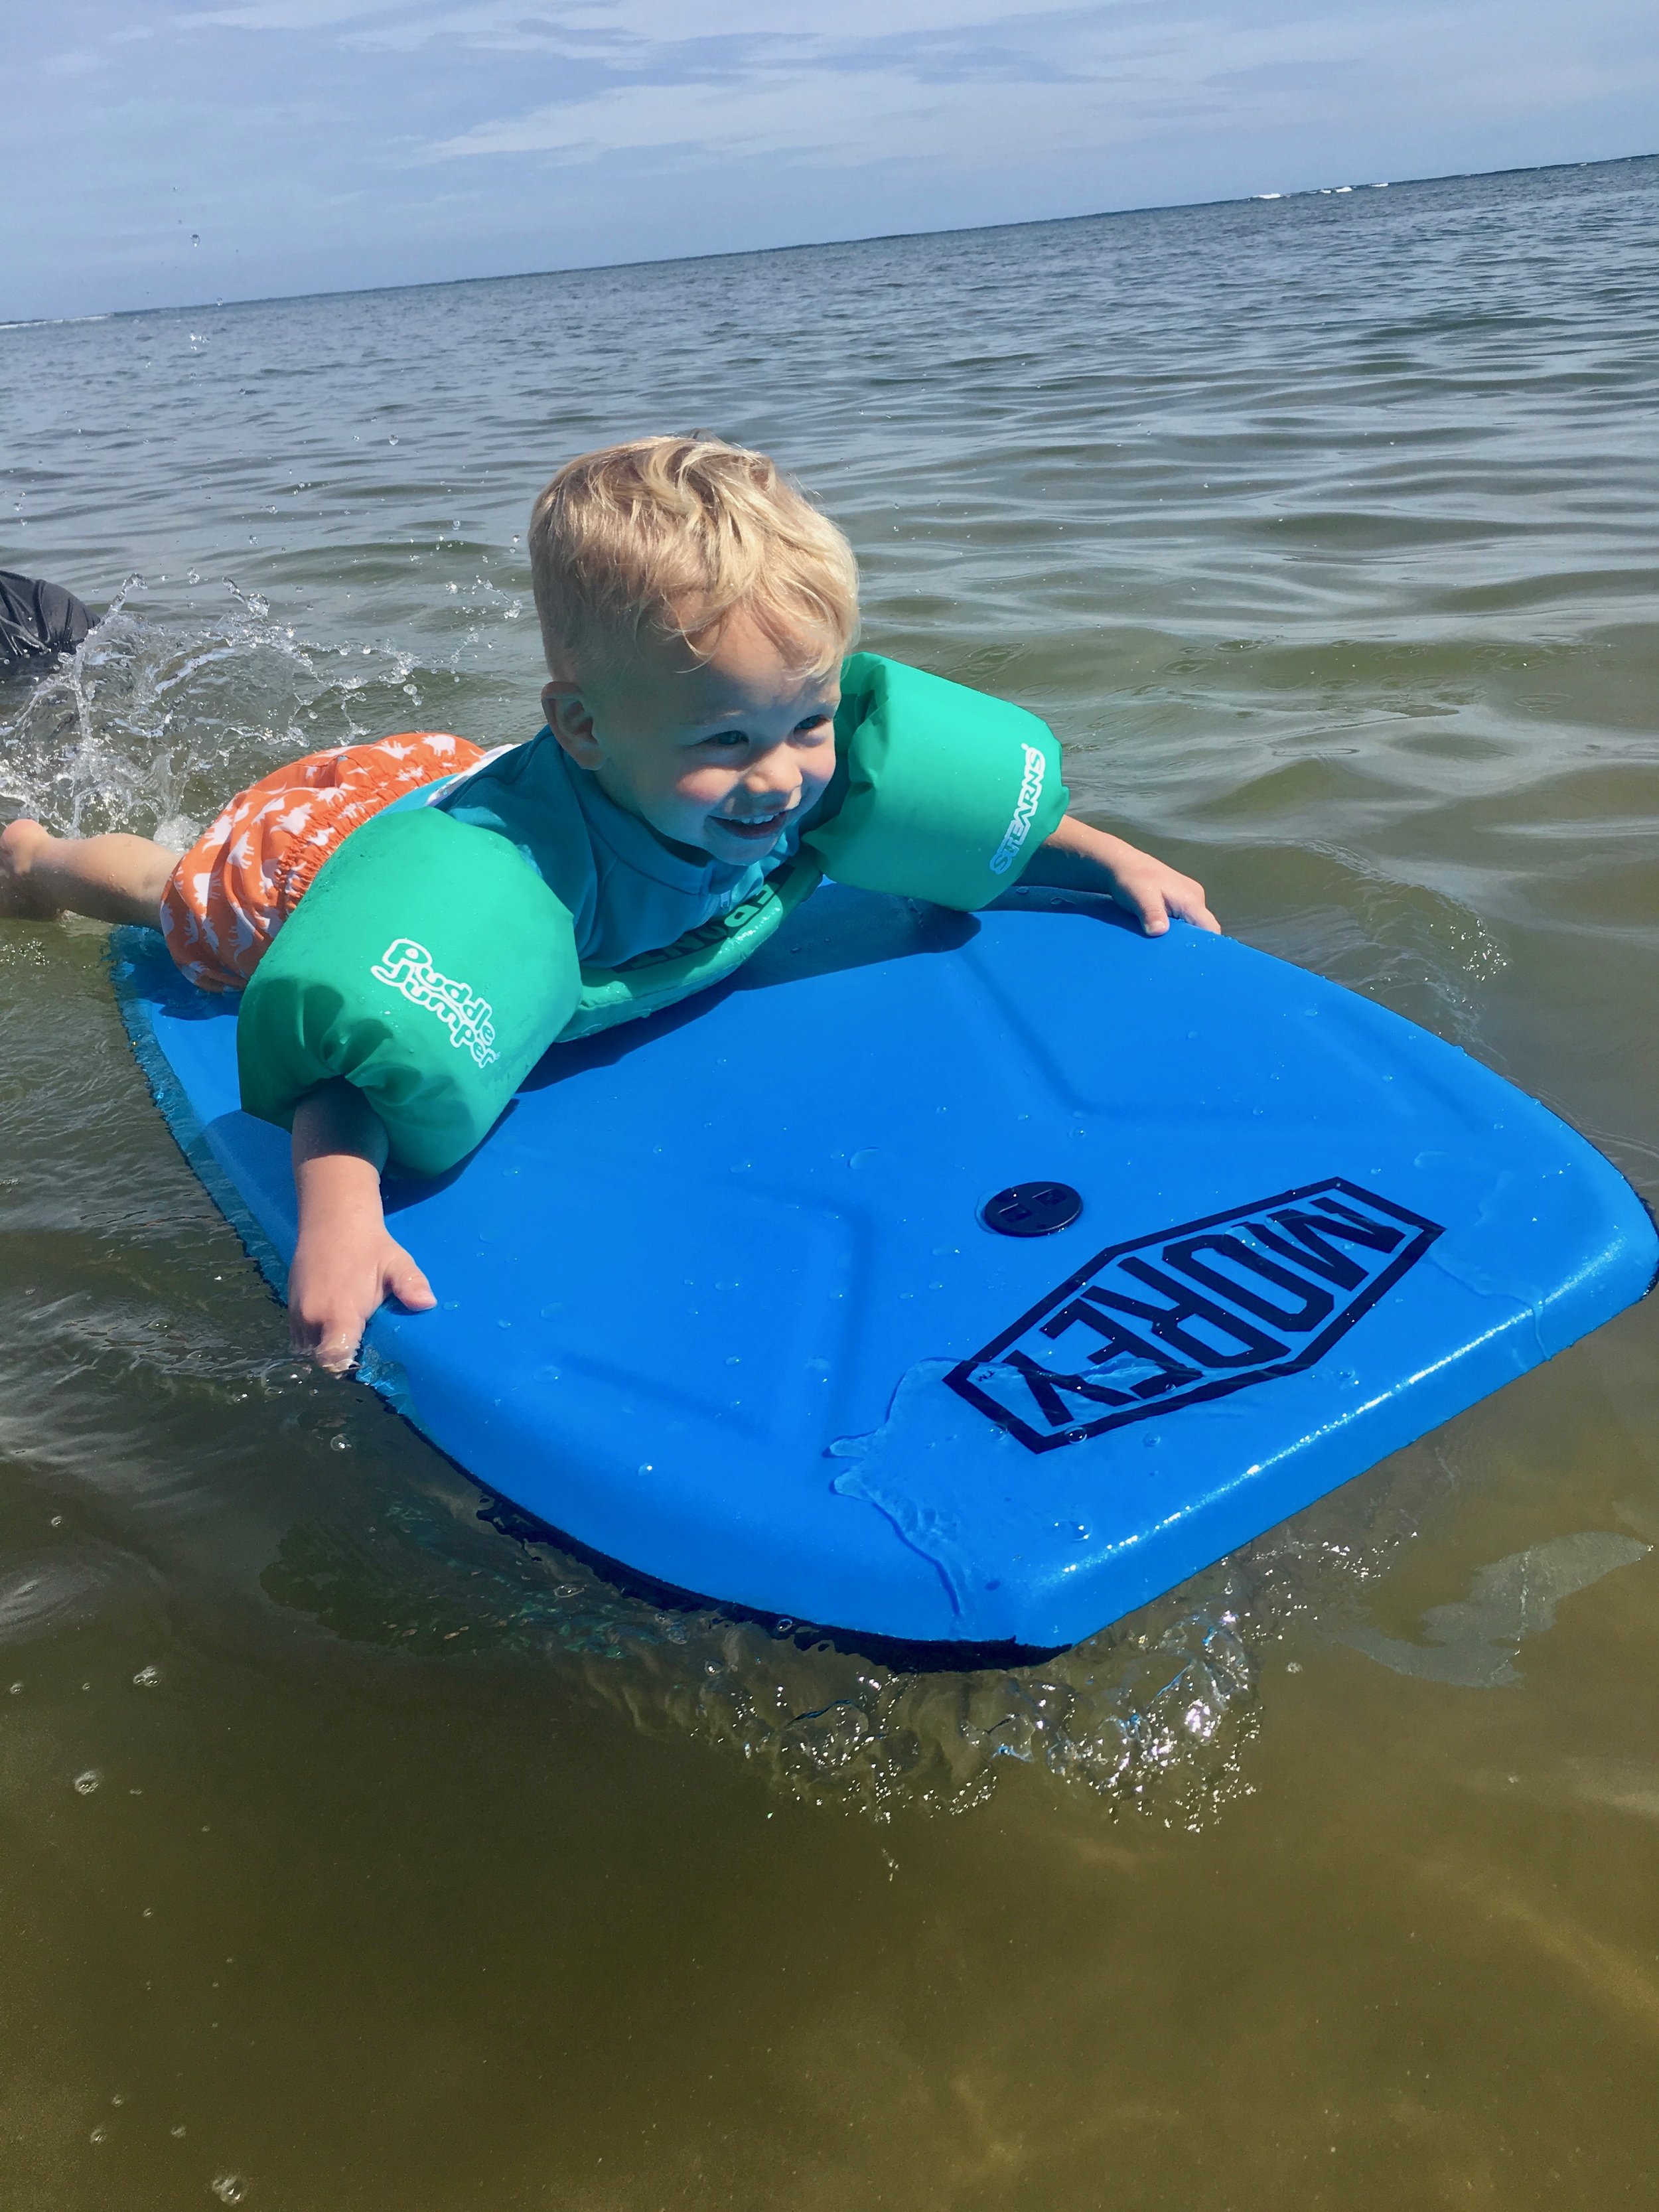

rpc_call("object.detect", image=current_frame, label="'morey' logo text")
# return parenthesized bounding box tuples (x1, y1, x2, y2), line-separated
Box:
(948, 1178, 1441, 1453)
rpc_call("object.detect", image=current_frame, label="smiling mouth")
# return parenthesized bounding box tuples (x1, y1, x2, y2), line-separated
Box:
(712, 809, 788, 842)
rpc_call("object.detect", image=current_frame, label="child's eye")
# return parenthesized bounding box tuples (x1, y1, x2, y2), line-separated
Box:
(794, 713, 832, 735)
(703, 731, 749, 750)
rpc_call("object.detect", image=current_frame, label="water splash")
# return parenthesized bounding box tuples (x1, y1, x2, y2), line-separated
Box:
(1254, 867, 1506, 1048)
(0, 580, 437, 847)
(259, 1436, 1455, 1826)
(262, 1497, 1263, 1821)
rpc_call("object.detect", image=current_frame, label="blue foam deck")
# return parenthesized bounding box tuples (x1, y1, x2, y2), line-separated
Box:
(113, 885, 1656, 1653)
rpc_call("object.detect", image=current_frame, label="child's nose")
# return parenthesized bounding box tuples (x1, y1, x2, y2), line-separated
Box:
(743, 755, 799, 798)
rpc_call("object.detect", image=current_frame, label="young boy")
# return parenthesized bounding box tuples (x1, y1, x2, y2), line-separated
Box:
(1, 436, 1216, 1373)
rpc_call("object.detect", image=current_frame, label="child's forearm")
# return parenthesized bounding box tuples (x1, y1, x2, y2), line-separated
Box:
(1023, 815, 1157, 893)
(293, 1078, 390, 1222)
(289, 1082, 435, 1372)
(1021, 813, 1219, 936)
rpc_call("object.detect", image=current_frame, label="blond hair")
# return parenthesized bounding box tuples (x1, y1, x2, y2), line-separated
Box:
(528, 435, 858, 680)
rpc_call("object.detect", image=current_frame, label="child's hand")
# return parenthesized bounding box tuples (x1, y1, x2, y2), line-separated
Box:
(289, 1217, 436, 1375)
(1021, 815, 1220, 936)
(1095, 840, 1218, 937)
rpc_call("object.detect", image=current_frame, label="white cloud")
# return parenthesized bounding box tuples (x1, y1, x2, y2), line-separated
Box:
(163, 0, 1374, 56)
(208, 0, 1160, 46)
(42, 47, 117, 76)
(423, 5, 1405, 167)
(435, 68, 964, 161)
(168, 0, 409, 29)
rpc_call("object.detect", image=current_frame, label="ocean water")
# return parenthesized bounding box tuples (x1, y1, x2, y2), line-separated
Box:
(3, 155, 1658, 2209)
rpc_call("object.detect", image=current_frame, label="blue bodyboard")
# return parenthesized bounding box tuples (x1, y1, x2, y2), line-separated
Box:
(113, 885, 1656, 1654)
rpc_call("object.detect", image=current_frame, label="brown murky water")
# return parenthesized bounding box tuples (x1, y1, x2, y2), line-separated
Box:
(3, 155, 1658, 2209)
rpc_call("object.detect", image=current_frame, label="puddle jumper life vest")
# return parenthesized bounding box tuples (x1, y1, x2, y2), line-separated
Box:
(235, 654, 1068, 1175)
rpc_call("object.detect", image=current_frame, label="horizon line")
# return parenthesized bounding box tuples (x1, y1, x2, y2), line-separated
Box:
(7, 145, 1654, 331)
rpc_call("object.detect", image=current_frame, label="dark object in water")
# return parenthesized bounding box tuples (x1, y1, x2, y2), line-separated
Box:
(0, 569, 92, 674)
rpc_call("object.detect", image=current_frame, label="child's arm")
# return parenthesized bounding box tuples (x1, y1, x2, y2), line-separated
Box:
(288, 1080, 437, 1374)
(1019, 813, 1219, 935)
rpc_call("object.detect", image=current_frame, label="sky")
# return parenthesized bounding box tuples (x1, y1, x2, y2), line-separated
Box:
(6, 0, 1657, 321)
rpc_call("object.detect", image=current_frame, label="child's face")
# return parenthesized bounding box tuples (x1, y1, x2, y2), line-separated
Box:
(542, 610, 841, 864)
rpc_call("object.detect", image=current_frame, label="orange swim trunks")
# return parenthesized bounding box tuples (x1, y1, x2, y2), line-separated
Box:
(159, 731, 485, 992)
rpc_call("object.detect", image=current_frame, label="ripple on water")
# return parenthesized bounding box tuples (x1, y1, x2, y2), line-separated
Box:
(0, 1550, 125, 1645)
(252, 1428, 1460, 1825)
(1344, 1531, 1650, 1688)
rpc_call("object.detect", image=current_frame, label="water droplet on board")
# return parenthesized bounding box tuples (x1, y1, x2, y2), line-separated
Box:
(74, 1770, 102, 1795)
(133, 1666, 161, 1688)
(211, 2177, 246, 2203)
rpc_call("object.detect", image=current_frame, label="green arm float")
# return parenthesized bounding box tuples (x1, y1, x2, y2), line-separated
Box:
(236, 805, 580, 1177)
(804, 652, 1069, 909)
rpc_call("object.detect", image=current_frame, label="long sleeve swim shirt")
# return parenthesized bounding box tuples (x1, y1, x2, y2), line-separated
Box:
(393, 730, 802, 968)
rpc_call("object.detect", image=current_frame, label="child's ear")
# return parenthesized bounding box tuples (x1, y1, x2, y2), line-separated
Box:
(543, 680, 603, 768)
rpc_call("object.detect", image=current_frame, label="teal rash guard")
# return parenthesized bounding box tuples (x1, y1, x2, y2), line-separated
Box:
(392, 730, 805, 969)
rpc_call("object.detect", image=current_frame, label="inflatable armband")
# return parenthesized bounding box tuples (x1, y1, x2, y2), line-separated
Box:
(804, 653, 1067, 908)
(237, 806, 579, 1176)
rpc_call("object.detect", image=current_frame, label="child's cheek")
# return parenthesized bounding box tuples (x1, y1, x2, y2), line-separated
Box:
(674, 765, 734, 810)
(804, 745, 837, 803)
